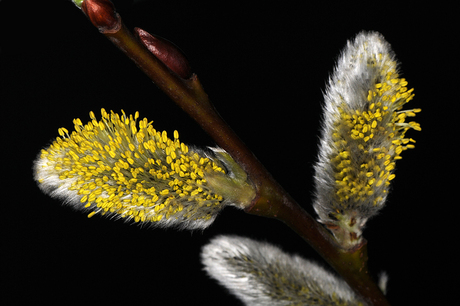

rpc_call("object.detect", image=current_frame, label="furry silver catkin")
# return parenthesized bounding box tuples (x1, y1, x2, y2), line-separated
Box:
(202, 235, 365, 306)
(313, 32, 420, 247)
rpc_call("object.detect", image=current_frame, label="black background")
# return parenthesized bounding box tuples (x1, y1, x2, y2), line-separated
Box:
(1, 0, 455, 305)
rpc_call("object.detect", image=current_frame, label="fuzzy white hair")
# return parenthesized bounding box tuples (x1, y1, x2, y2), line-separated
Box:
(201, 235, 363, 305)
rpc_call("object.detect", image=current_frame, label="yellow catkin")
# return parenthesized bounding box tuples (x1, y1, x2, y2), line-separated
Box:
(331, 60, 420, 207)
(36, 109, 227, 225)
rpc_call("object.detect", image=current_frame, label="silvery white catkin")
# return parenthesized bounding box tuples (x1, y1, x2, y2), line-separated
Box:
(201, 235, 364, 306)
(312, 32, 420, 246)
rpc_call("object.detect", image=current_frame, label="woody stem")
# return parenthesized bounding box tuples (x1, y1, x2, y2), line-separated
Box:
(79, 1, 390, 305)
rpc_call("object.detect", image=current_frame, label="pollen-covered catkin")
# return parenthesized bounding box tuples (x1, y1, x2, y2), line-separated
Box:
(313, 32, 420, 247)
(34, 109, 255, 230)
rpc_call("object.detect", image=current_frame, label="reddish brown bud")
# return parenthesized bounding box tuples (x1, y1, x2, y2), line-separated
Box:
(81, 0, 121, 34)
(135, 28, 192, 79)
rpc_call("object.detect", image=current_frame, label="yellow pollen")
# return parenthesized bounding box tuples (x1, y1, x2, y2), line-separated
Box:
(37, 109, 228, 225)
(330, 72, 420, 208)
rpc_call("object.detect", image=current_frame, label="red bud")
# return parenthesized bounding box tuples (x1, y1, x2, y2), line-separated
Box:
(135, 28, 192, 79)
(81, 0, 121, 33)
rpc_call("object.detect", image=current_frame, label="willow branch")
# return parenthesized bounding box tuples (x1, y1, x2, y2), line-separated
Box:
(78, 1, 389, 305)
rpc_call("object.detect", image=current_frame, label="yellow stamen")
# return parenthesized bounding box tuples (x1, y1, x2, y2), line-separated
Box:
(36, 109, 228, 226)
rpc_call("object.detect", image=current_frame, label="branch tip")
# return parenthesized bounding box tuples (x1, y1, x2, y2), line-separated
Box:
(81, 0, 121, 33)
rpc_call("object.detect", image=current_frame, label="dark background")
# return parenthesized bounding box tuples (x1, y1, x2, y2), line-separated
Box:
(1, 0, 455, 305)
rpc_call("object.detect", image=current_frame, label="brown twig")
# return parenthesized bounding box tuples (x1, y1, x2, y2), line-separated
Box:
(79, 1, 390, 305)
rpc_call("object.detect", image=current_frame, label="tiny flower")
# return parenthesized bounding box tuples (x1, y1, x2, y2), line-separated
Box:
(34, 109, 255, 230)
(201, 235, 364, 306)
(313, 31, 421, 248)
